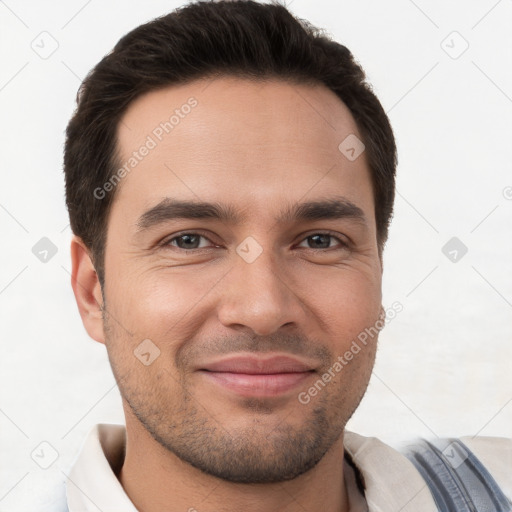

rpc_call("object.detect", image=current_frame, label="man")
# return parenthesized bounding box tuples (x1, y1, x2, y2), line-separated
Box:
(64, 1, 511, 511)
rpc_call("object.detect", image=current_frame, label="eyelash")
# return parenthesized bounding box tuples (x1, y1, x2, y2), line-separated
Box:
(161, 231, 349, 251)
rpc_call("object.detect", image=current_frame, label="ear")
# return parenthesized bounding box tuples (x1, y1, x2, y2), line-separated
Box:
(70, 235, 105, 344)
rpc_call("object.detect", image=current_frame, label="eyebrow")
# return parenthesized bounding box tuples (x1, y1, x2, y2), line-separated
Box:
(135, 196, 367, 231)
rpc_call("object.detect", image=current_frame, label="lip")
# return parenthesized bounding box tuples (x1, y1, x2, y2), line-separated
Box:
(197, 354, 317, 397)
(198, 354, 316, 374)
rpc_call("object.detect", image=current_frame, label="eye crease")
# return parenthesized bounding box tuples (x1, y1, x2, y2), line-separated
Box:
(162, 232, 348, 251)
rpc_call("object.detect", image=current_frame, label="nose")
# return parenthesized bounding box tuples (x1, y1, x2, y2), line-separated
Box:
(216, 246, 305, 336)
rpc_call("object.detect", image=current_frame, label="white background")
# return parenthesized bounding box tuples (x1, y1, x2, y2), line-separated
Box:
(1, 0, 511, 509)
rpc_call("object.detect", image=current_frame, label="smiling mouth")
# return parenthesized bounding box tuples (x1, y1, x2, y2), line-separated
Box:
(196, 353, 318, 397)
(198, 369, 315, 397)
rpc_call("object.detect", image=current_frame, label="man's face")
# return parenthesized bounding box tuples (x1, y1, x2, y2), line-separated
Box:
(100, 77, 382, 483)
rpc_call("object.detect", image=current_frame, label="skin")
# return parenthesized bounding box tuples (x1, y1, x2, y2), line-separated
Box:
(71, 76, 383, 512)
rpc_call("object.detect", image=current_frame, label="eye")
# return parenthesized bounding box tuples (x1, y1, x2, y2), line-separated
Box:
(163, 232, 215, 250)
(296, 232, 348, 250)
(160, 231, 348, 252)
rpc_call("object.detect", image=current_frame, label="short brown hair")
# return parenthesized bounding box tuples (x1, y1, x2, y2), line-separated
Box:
(64, 0, 397, 286)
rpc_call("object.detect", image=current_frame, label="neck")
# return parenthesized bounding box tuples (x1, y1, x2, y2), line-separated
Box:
(118, 413, 350, 512)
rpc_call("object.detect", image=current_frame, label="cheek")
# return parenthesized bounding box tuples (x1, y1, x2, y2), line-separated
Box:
(106, 246, 381, 350)
(306, 266, 382, 337)
(109, 265, 224, 344)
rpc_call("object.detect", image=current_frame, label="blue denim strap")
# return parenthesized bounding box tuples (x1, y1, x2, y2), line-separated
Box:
(405, 438, 512, 512)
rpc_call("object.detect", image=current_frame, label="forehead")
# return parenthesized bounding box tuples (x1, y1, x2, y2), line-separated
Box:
(113, 77, 375, 226)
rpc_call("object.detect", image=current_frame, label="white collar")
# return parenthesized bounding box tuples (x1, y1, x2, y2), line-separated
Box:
(67, 424, 137, 512)
(343, 431, 437, 512)
(66, 424, 437, 512)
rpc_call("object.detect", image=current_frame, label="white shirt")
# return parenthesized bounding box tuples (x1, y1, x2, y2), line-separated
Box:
(65, 423, 512, 512)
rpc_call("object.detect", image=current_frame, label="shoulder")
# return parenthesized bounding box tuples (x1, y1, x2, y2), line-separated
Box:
(460, 435, 512, 502)
(343, 431, 512, 512)
(343, 431, 438, 512)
